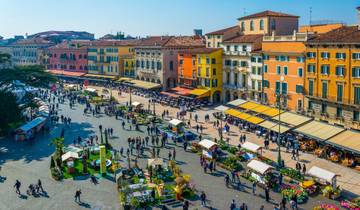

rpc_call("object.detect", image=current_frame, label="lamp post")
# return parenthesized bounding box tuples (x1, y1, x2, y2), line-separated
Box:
(129, 86, 132, 105)
(277, 75, 284, 168)
(152, 99, 156, 116)
(220, 112, 223, 142)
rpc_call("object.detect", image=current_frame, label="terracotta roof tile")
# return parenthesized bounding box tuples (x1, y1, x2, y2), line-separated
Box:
(307, 26, 360, 43)
(136, 36, 204, 48)
(237, 10, 299, 21)
(179, 47, 222, 54)
(89, 39, 140, 47)
(223, 34, 263, 52)
(12, 38, 54, 46)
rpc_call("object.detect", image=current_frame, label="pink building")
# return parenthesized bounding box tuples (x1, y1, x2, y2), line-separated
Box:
(47, 41, 90, 72)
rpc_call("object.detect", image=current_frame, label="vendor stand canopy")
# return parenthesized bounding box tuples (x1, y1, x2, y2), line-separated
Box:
(126, 79, 161, 90)
(241, 142, 261, 153)
(326, 130, 360, 155)
(307, 166, 336, 183)
(85, 88, 97, 93)
(214, 105, 229, 112)
(147, 158, 164, 167)
(258, 120, 291, 134)
(271, 112, 312, 127)
(227, 98, 247, 106)
(294, 121, 345, 142)
(169, 119, 184, 127)
(131, 101, 141, 107)
(247, 159, 274, 175)
(61, 151, 79, 162)
(239, 101, 282, 117)
(225, 109, 264, 125)
(198, 139, 217, 150)
(18, 117, 46, 132)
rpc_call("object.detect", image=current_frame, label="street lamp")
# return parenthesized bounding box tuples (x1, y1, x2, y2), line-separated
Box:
(220, 112, 224, 142)
(277, 75, 284, 168)
(129, 86, 132, 105)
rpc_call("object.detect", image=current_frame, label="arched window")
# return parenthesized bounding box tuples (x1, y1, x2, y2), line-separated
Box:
(241, 21, 245, 31)
(271, 19, 276, 30)
(260, 19, 264, 30)
(250, 20, 254, 31)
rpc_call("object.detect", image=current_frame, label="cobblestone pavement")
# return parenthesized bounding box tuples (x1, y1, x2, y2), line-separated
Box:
(0, 86, 351, 210)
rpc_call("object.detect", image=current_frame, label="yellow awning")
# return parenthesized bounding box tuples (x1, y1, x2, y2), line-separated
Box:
(295, 121, 345, 141)
(327, 130, 360, 154)
(261, 108, 283, 117)
(225, 109, 243, 117)
(239, 102, 259, 110)
(272, 112, 312, 127)
(237, 112, 252, 120)
(84, 74, 117, 80)
(246, 116, 264, 125)
(252, 104, 271, 113)
(190, 89, 210, 97)
(129, 80, 162, 90)
(117, 77, 133, 82)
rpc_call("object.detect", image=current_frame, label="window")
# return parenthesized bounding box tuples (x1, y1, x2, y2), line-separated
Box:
(336, 107, 342, 117)
(198, 56, 201, 64)
(353, 111, 360, 121)
(298, 68, 303, 77)
(212, 79, 218, 87)
(322, 81, 328, 99)
(251, 57, 256, 62)
(307, 52, 316, 58)
(337, 84, 343, 102)
(271, 19, 276, 30)
(157, 61, 162, 70)
(335, 66, 345, 76)
(232, 60, 238, 67)
(308, 64, 316, 73)
(234, 73, 238, 85)
(211, 58, 216, 64)
(263, 65, 268, 73)
(252, 80, 256, 90)
(151, 61, 155, 69)
(263, 54, 269, 60)
(146, 60, 150, 69)
(260, 19, 264, 30)
(234, 46, 238, 52)
(283, 66, 288, 75)
(258, 81, 262, 91)
(352, 53, 360, 60)
(136, 60, 140, 67)
(276, 66, 281, 75)
(275, 81, 280, 94)
(217, 42, 221, 48)
(257, 67, 262, 75)
(296, 57, 305, 63)
(321, 103, 327, 114)
(308, 101, 314, 110)
(225, 60, 231, 66)
(336, 53, 346, 60)
(206, 68, 209, 77)
(240, 61, 247, 67)
(321, 65, 330, 75)
(263, 80, 269, 88)
(198, 67, 201, 76)
(296, 85, 303, 93)
(242, 45, 247, 52)
(206, 57, 210, 64)
(252, 67, 256, 74)
(241, 21, 245, 31)
(308, 80, 314, 96)
(250, 20, 254, 31)
(207, 42, 211, 47)
(355, 87, 360, 104)
(226, 46, 230, 52)
(321, 52, 330, 59)
(282, 83, 288, 95)
(212, 68, 216, 76)
(352, 67, 360, 78)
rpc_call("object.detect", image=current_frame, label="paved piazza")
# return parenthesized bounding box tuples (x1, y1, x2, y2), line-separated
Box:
(0, 85, 356, 210)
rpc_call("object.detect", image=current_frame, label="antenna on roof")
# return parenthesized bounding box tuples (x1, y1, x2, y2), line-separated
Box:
(309, 7, 313, 26)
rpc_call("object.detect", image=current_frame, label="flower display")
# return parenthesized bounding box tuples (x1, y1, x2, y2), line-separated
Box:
(313, 203, 339, 210)
(281, 184, 308, 203)
(341, 198, 360, 210)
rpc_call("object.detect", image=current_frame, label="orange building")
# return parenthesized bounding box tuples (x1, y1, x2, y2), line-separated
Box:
(262, 32, 310, 112)
(299, 23, 343, 34)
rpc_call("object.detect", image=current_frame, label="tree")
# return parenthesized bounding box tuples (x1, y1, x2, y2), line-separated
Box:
(0, 53, 11, 64)
(50, 137, 64, 158)
(0, 65, 57, 88)
(0, 90, 23, 135)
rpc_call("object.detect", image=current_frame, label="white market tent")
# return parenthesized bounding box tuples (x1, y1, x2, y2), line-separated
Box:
(169, 119, 184, 127)
(241, 142, 262, 153)
(61, 151, 79, 162)
(227, 99, 247, 106)
(18, 117, 46, 132)
(131, 101, 141, 107)
(85, 88, 97, 93)
(247, 159, 273, 175)
(214, 105, 229, 112)
(307, 166, 336, 183)
(198, 139, 217, 150)
(147, 158, 164, 167)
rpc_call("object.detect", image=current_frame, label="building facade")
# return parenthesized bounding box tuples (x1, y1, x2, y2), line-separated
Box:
(87, 40, 138, 77)
(178, 48, 223, 102)
(221, 34, 263, 102)
(123, 55, 136, 78)
(262, 32, 309, 112)
(304, 25, 360, 130)
(135, 36, 204, 90)
(10, 38, 54, 66)
(46, 41, 90, 72)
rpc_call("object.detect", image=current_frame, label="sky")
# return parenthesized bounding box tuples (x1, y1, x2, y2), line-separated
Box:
(0, 0, 359, 39)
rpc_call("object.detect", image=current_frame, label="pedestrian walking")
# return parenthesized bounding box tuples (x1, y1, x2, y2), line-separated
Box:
(230, 199, 236, 210)
(200, 191, 206, 207)
(252, 181, 257, 195)
(37, 179, 44, 193)
(14, 180, 21, 194)
(265, 186, 270, 202)
(74, 189, 82, 203)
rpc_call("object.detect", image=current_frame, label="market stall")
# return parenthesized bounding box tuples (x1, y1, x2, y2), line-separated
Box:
(307, 166, 341, 199)
(14, 117, 47, 141)
(168, 119, 185, 134)
(240, 142, 262, 159)
(61, 151, 80, 174)
(198, 139, 218, 159)
(246, 159, 275, 186)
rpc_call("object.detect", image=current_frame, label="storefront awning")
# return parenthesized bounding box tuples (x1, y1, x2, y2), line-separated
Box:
(190, 89, 210, 97)
(261, 108, 283, 117)
(18, 117, 46, 132)
(272, 112, 312, 127)
(227, 99, 247, 106)
(246, 116, 264, 125)
(259, 120, 290, 134)
(239, 101, 260, 110)
(327, 130, 360, 154)
(225, 109, 243, 118)
(84, 74, 117, 80)
(294, 121, 345, 141)
(47, 70, 86, 77)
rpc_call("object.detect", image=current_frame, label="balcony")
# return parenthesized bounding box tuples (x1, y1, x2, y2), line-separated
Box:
(224, 51, 250, 56)
(223, 83, 247, 91)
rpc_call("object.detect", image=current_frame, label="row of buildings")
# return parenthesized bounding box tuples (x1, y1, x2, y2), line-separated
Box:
(1, 8, 360, 130)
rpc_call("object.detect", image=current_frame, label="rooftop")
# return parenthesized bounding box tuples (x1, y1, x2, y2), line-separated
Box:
(136, 36, 204, 48)
(237, 10, 299, 21)
(307, 26, 360, 44)
(206, 26, 241, 41)
(49, 40, 92, 50)
(89, 39, 140, 47)
(179, 47, 222, 54)
(12, 38, 54, 46)
(299, 23, 343, 34)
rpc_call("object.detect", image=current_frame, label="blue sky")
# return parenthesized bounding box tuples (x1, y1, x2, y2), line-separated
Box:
(0, 0, 359, 38)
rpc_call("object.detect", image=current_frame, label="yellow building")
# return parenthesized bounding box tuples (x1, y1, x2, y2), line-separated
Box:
(178, 48, 223, 102)
(304, 25, 360, 130)
(123, 55, 135, 78)
(87, 40, 138, 78)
